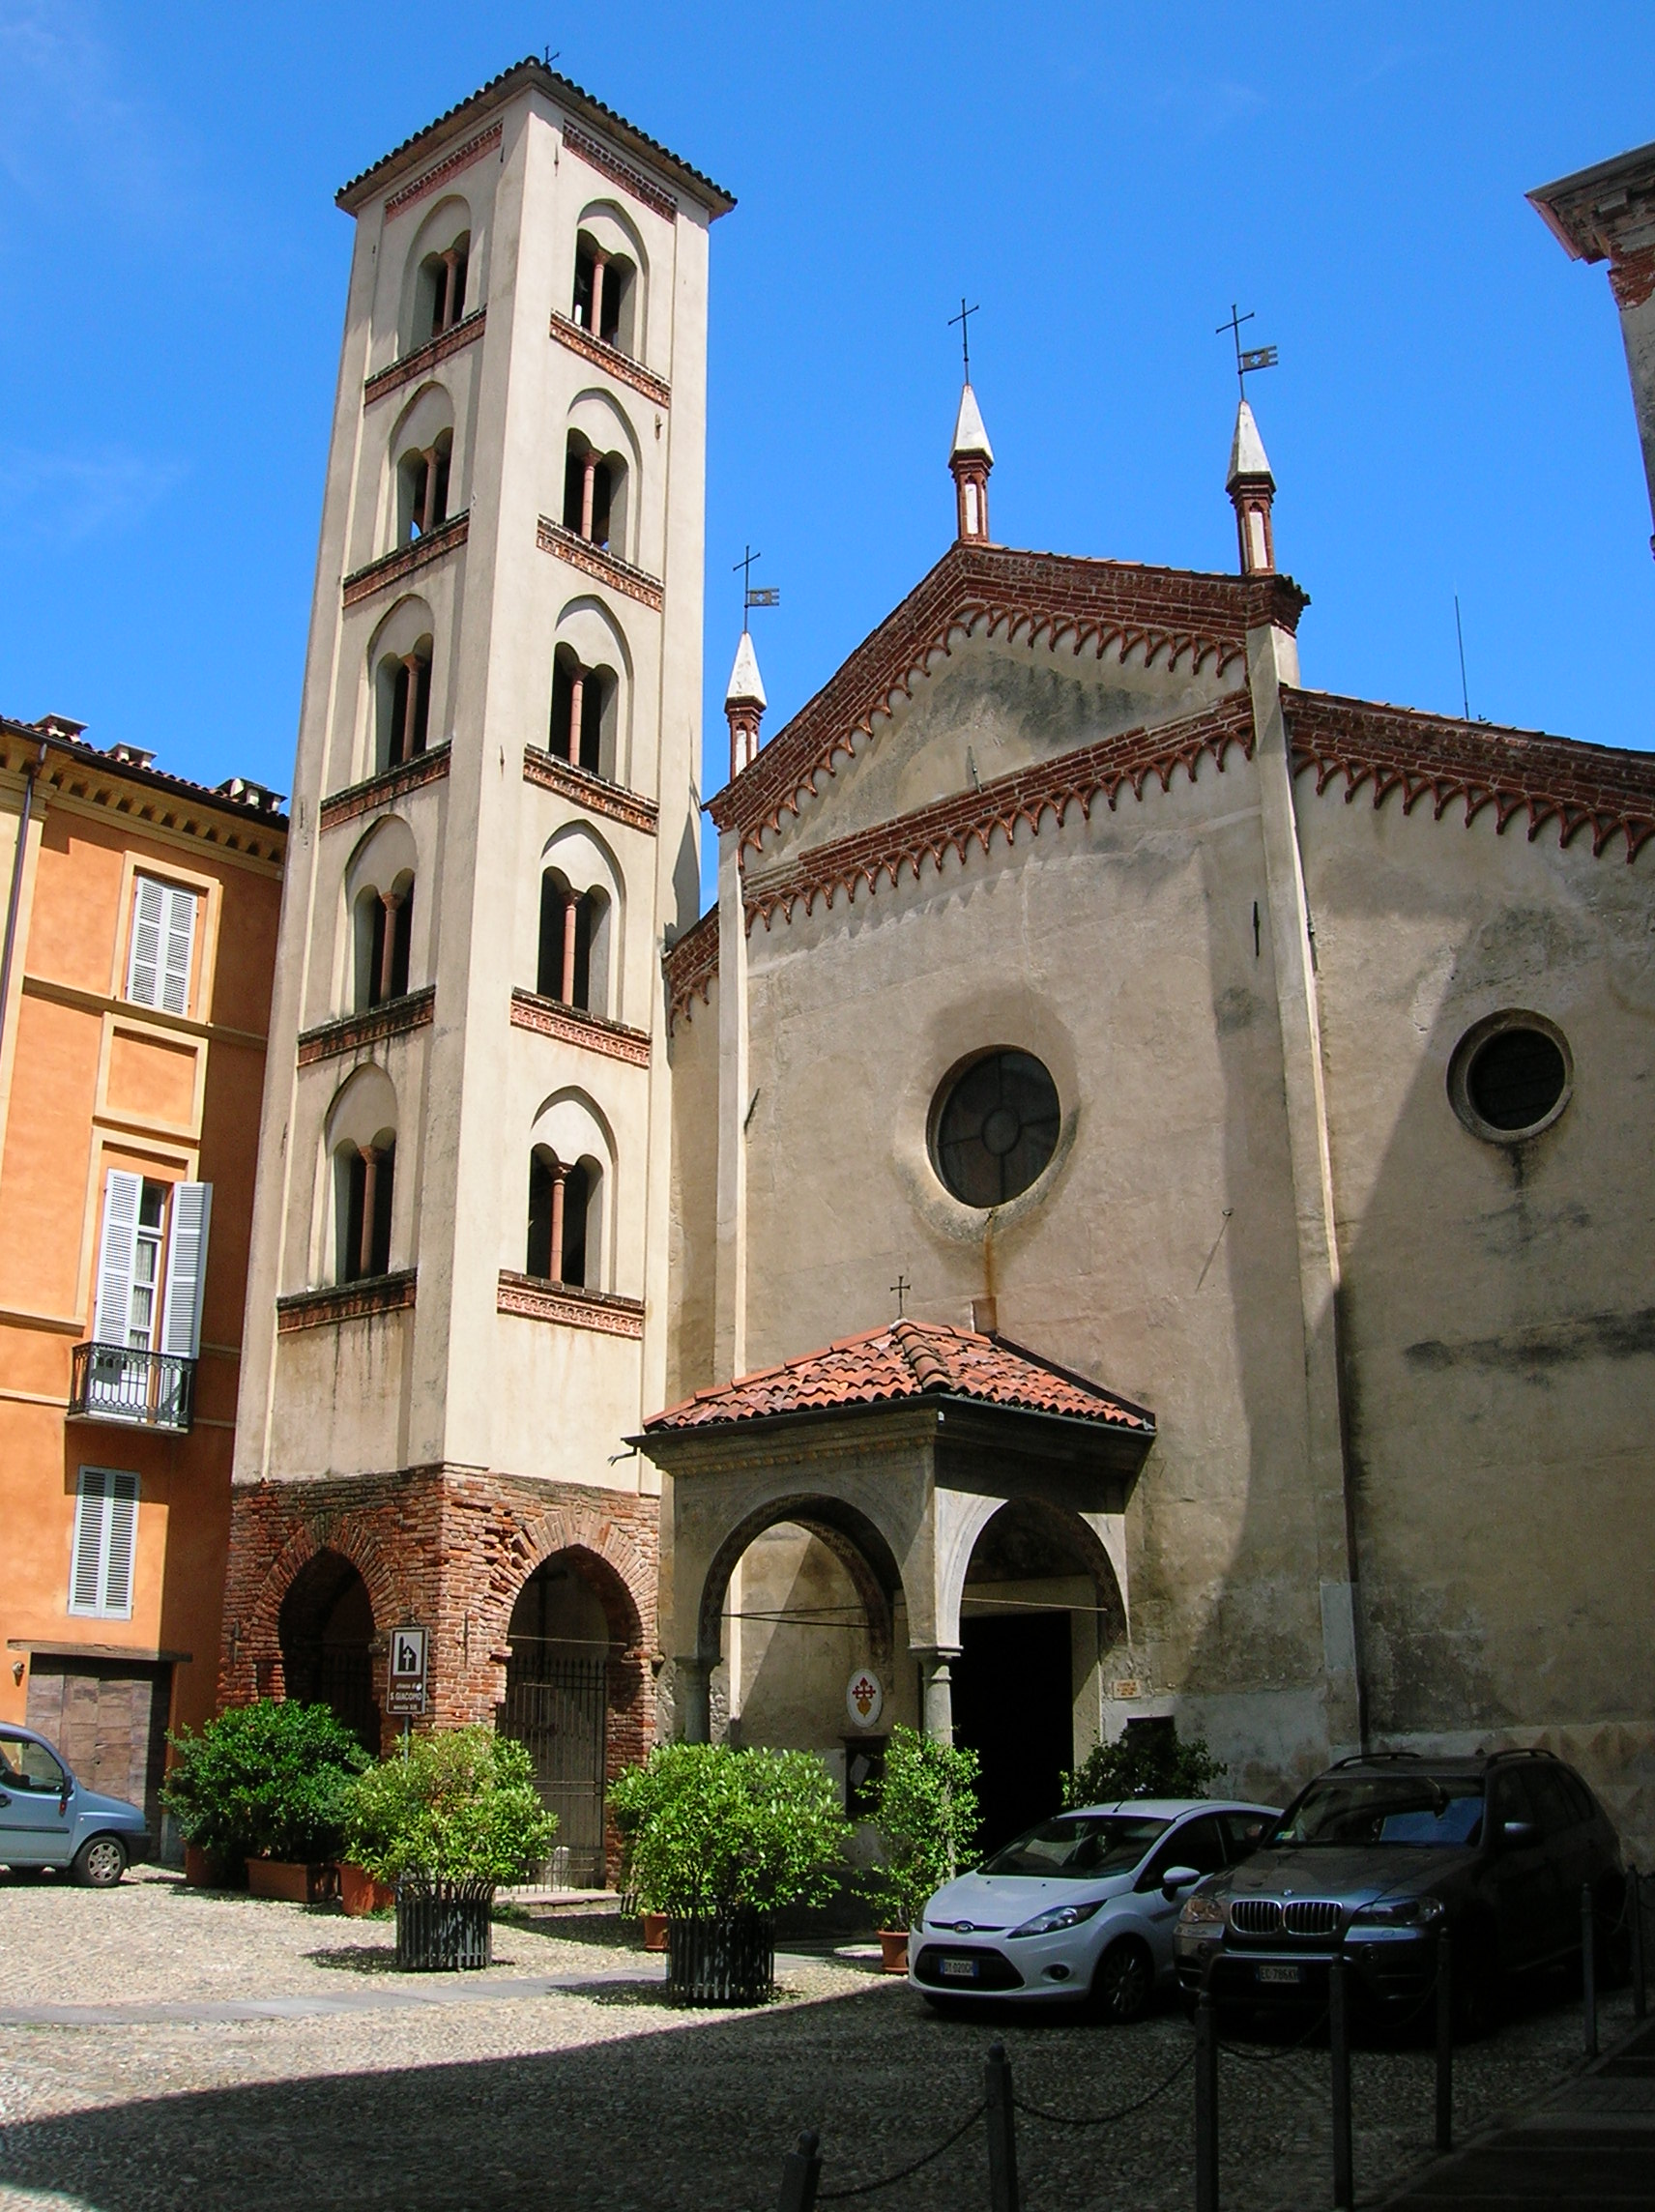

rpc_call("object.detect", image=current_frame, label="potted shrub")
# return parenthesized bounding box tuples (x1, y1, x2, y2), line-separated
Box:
(163, 1700, 369, 1900)
(609, 1744, 851, 2004)
(340, 1728, 557, 1969)
(608, 1742, 701, 1951)
(864, 1726, 982, 1973)
(1062, 1719, 1226, 1808)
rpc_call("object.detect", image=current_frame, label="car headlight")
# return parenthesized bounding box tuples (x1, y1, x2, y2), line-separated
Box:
(1007, 1900, 1105, 1939)
(1348, 1896, 1444, 1928)
(1178, 1890, 1228, 1929)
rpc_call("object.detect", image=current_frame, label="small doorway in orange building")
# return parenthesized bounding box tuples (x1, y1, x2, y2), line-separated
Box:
(26, 1655, 173, 1839)
(278, 1551, 380, 1753)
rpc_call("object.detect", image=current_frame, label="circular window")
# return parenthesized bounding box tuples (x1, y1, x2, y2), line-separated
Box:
(1448, 1013, 1572, 1142)
(932, 1050, 1061, 1207)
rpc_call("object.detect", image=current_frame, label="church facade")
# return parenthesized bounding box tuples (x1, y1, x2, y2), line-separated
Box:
(221, 63, 1655, 1875)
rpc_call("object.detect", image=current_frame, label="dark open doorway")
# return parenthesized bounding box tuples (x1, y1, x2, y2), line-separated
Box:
(952, 1610, 1072, 1855)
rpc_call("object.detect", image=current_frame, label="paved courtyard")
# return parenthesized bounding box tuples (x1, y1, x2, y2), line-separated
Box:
(0, 1867, 1640, 2212)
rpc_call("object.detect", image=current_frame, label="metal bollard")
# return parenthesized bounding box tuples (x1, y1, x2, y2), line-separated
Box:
(1195, 1984, 1219, 2212)
(775, 2129, 821, 2212)
(1582, 1882, 1598, 2062)
(1329, 1954, 1354, 2210)
(1632, 1866, 1646, 2024)
(1435, 1924, 1453, 2154)
(985, 2042, 1020, 2212)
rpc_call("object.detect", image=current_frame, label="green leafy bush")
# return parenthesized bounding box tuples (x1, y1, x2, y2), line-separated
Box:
(162, 1700, 370, 1865)
(1062, 1721, 1226, 1808)
(863, 1726, 982, 1932)
(340, 1729, 558, 1887)
(607, 1743, 850, 1918)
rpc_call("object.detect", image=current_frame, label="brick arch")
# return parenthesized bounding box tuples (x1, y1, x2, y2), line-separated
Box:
(500, 1505, 655, 1659)
(239, 1510, 409, 1704)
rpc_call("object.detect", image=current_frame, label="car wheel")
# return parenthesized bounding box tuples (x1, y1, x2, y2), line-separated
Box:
(1090, 1936, 1155, 2024)
(73, 1835, 128, 1889)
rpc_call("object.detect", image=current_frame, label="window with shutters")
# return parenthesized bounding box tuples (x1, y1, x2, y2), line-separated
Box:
(68, 1468, 139, 1618)
(73, 1171, 211, 1430)
(125, 875, 198, 1016)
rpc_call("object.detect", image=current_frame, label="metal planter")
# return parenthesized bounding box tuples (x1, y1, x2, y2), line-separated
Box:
(395, 1878, 496, 1970)
(666, 1911, 774, 2006)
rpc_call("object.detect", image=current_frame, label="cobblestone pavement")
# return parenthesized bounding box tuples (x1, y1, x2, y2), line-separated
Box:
(0, 1867, 1638, 2212)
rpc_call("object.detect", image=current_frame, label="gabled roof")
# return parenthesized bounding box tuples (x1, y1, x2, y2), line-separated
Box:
(1284, 690, 1655, 863)
(336, 57, 735, 217)
(644, 1320, 1154, 1435)
(707, 539, 1307, 859)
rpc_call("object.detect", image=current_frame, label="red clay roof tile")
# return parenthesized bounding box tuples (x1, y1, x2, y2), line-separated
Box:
(645, 1322, 1153, 1434)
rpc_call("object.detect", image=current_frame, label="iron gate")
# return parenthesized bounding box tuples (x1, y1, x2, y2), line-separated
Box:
(499, 1654, 609, 1887)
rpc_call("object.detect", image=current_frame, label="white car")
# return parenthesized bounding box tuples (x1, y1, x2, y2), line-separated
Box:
(909, 1797, 1279, 2021)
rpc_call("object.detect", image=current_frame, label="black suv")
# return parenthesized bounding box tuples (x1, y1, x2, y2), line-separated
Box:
(1174, 1750, 1624, 2032)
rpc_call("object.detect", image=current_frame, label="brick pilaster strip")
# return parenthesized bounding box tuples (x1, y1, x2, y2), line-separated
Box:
(496, 1271, 645, 1337)
(384, 123, 503, 219)
(298, 987, 436, 1068)
(343, 513, 470, 608)
(535, 517, 664, 611)
(320, 743, 451, 834)
(364, 310, 486, 407)
(508, 989, 650, 1065)
(520, 745, 658, 834)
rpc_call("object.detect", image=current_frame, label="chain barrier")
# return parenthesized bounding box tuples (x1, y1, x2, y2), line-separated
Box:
(1215, 2003, 1329, 2062)
(1012, 2042, 1195, 2128)
(813, 2101, 986, 2201)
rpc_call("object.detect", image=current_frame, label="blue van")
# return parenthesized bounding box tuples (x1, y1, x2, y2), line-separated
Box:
(0, 1724, 149, 1885)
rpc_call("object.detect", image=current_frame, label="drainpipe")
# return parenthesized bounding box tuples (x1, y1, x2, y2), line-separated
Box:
(0, 741, 44, 1070)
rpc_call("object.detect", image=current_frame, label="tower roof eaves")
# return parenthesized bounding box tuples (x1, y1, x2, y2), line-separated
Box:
(336, 57, 736, 218)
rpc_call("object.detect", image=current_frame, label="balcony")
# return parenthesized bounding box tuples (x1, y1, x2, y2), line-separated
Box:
(68, 1343, 195, 1434)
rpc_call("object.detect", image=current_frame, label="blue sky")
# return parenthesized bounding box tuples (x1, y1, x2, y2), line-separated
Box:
(3, 2, 1652, 878)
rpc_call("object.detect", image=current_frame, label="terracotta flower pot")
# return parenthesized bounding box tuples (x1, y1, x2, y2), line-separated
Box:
(247, 1858, 338, 1905)
(339, 1861, 397, 1917)
(878, 1930, 910, 1975)
(642, 1910, 670, 1953)
(184, 1843, 223, 1888)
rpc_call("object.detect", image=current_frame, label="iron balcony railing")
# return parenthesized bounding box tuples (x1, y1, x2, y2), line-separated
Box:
(68, 1343, 195, 1433)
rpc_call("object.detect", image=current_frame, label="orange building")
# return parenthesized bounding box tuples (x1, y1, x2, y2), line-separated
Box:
(0, 714, 286, 1848)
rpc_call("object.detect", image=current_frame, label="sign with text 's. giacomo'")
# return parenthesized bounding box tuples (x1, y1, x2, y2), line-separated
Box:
(846, 1668, 883, 1729)
(388, 1625, 428, 1716)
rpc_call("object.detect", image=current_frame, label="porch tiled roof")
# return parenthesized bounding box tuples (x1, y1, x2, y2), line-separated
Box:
(645, 1322, 1153, 1434)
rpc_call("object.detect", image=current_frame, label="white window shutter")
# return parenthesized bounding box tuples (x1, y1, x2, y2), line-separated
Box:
(102, 1472, 139, 1617)
(160, 1182, 212, 1358)
(92, 1171, 143, 1345)
(69, 1470, 109, 1614)
(127, 876, 164, 1007)
(160, 885, 196, 1016)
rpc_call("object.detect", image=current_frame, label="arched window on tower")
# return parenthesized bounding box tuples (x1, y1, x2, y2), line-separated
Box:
(562, 431, 618, 551)
(414, 229, 471, 344)
(353, 876, 414, 1011)
(571, 235, 637, 357)
(548, 646, 613, 775)
(375, 640, 433, 771)
(526, 1148, 597, 1288)
(335, 1137, 395, 1281)
(537, 869, 611, 1016)
(398, 429, 452, 543)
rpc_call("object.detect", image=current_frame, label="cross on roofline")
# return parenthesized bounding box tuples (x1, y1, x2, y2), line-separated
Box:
(948, 297, 980, 379)
(733, 544, 779, 632)
(1216, 302, 1279, 395)
(890, 1273, 911, 1319)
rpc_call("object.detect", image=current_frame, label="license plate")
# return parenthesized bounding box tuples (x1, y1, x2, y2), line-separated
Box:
(940, 1957, 981, 1981)
(1257, 1963, 1302, 1986)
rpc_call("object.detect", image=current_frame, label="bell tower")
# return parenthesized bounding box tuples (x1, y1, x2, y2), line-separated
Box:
(225, 63, 733, 1836)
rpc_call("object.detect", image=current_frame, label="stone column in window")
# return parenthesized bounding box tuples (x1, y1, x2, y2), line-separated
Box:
(588, 249, 608, 342)
(397, 653, 424, 763)
(559, 891, 580, 1005)
(357, 1146, 380, 1278)
(579, 451, 598, 541)
(376, 891, 404, 1004)
(438, 247, 461, 333)
(546, 1158, 568, 1285)
(566, 665, 585, 763)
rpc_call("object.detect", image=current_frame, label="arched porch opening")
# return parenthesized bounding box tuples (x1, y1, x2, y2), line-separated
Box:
(953, 1499, 1125, 1854)
(277, 1549, 380, 1753)
(498, 1545, 644, 1888)
(686, 1496, 911, 1810)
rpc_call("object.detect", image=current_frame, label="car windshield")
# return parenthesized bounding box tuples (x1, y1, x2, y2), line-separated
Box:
(1270, 1776, 1485, 1848)
(980, 1815, 1171, 1878)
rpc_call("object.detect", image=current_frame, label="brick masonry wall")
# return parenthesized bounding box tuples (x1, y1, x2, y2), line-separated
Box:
(220, 1466, 659, 1877)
